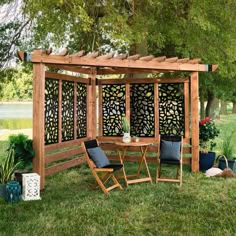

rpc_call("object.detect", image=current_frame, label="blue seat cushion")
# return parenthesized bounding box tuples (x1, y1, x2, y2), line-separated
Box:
(87, 147, 110, 168)
(160, 139, 181, 161)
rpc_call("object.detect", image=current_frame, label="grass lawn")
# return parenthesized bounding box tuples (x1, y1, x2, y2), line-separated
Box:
(0, 115, 236, 236)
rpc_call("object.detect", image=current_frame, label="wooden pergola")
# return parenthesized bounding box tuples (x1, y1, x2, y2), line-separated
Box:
(18, 49, 218, 189)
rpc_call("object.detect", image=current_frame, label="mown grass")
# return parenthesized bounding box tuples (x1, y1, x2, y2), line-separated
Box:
(0, 115, 236, 236)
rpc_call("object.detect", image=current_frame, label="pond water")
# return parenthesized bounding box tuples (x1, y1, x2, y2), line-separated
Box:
(0, 103, 32, 130)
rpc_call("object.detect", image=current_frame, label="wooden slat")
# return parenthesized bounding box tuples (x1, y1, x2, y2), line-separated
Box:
(45, 156, 86, 176)
(113, 54, 128, 60)
(165, 57, 178, 63)
(85, 51, 100, 58)
(139, 55, 154, 61)
(127, 54, 141, 60)
(44, 137, 87, 152)
(188, 58, 201, 64)
(45, 71, 89, 84)
(97, 68, 169, 75)
(177, 58, 189, 63)
(97, 77, 189, 85)
(45, 147, 84, 164)
(97, 52, 114, 60)
(69, 50, 85, 57)
(46, 48, 52, 55)
(47, 64, 93, 74)
(152, 56, 166, 62)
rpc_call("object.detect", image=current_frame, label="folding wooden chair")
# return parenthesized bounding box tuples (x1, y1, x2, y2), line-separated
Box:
(156, 135, 183, 186)
(82, 139, 123, 195)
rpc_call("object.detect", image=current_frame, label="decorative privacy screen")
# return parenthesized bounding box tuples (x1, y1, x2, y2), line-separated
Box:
(130, 84, 155, 137)
(102, 84, 126, 136)
(62, 81, 74, 141)
(158, 83, 184, 136)
(45, 78, 59, 145)
(45, 77, 87, 145)
(76, 83, 87, 138)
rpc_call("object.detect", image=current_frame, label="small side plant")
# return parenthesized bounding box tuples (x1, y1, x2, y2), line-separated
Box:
(122, 117, 130, 133)
(221, 130, 235, 159)
(0, 148, 21, 184)
(7, 133, 35, 170)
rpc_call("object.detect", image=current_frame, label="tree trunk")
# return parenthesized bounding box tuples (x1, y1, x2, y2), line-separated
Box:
(220, 101, 227, 115)
(232, 100, 236, 114)
(211, 98, 220, 119)
(205, 90, 214, 118)
(199, 96, 205, 120)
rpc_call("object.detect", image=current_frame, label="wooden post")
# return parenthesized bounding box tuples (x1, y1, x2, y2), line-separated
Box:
(184, 81, 190, 139)
(87, 68, 97, 139)
(190, 72, 199, 172)
(154, 83, 159, 140)
(32, 62, 45, 189)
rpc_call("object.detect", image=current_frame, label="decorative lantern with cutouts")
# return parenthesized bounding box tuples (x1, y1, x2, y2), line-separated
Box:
(22, 173, 41, 201)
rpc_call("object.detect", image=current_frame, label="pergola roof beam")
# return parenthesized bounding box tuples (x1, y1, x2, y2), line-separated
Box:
(18, 50, 218, 72)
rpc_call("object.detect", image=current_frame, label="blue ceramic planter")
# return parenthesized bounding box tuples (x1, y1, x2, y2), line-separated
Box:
(5, 181, 21, 203)
(218, 157, 236, 172)
(199, 151, 215, 172)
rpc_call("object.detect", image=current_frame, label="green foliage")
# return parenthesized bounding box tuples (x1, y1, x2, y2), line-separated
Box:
(0, 67, 32, 101)
(0, 148, 20, 184)
(7, 133, 34, 170)
(199, 117, 220, 152)
(221, 130, 235, 159)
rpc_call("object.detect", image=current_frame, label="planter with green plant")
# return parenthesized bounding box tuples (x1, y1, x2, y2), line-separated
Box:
(199, 117, 220, 171)
(218, 130, 236, 171)
(7, 133, 35, 187)
(0, 148, 21, 198)
(7, 133, 35, 171)
(122, 117, 131, 143)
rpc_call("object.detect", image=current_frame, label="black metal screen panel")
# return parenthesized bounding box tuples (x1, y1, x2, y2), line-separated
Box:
(102, 84, 126, 136)
(76, 83, 87, 138)
(62, 81, 74, 141)
(130, 84, 155, 137)
(159, 83, 184, 136)
(45, 78, 59, 145)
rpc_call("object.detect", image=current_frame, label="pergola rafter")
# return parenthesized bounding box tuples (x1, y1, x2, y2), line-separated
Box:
(18, 49, 218, 189)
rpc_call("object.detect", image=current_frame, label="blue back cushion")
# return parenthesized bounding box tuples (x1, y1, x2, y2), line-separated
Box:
(87, 147, 110, 168)
(160, 139, 181, 161)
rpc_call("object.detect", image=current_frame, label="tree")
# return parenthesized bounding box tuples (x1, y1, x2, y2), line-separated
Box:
(1, 0, 236, 112)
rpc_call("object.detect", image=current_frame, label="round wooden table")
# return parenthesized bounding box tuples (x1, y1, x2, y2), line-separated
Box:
(115, 141, 153, 186)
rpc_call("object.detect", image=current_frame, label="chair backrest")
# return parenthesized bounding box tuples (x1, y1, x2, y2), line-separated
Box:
(84, 139, 99, 150)
(159, 135, 182, 161)
(83, 139, 110, 168)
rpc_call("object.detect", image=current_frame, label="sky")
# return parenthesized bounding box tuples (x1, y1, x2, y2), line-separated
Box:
(0, 0, 22, 24)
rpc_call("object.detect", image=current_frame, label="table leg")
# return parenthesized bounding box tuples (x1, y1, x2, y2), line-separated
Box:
(117, 147, 128, 186)
(137, 146, 152, 183)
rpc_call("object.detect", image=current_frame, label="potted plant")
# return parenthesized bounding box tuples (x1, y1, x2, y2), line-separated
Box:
(0, 148, 21, 199)
(218, 130, 236, 171)
(7, 133, 35, 185)
(7, 133, 35, 171)
(122, 116, 131, 143)
(199, 117, 220, 171)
